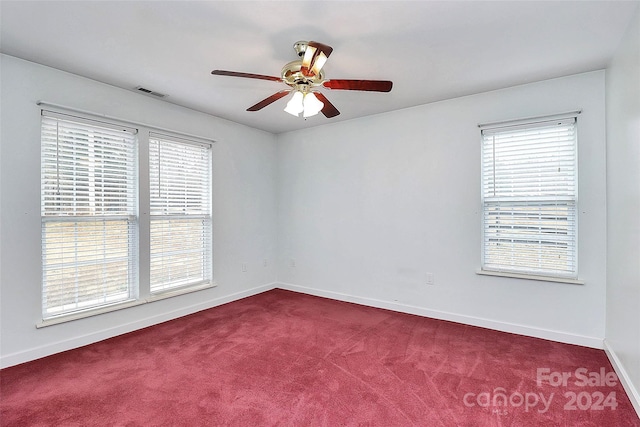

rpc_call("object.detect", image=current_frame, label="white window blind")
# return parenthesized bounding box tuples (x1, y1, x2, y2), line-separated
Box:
(41, 111, 138, 318)
(149, 133, 212, 293)
(481, 117, 578, 279)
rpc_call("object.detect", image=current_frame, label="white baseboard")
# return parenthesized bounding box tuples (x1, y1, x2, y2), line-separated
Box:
(276, 282, 604, 349)
(604, 340, 640, 418)
(0, 282, 277, 369)
(2, 281, 607, 369)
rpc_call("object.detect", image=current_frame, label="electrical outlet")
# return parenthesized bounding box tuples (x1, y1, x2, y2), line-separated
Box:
(426, 273, 434, 285)
(242, 263, 247, 272)
(263, 259, 268, 267)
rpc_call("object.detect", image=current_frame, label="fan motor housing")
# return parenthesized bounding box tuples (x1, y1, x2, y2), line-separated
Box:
(281, 61, 325, 89)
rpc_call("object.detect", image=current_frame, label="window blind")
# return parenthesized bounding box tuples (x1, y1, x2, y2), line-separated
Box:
(481, 118, 577, 278)
(149, 133, 212, 293)
(41, 112, 138, 317)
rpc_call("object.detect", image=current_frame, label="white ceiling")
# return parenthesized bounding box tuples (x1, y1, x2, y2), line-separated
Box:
(1, 1, 637, 134)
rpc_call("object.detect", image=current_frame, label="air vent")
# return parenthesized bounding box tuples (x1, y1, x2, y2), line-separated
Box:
(135, 86, 167, 98)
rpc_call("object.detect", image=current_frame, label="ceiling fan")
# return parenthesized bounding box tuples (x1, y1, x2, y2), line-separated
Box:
(211, 41, 393, 119)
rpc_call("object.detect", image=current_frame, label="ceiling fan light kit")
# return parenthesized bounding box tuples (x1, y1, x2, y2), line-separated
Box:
(212, 40, 393, 119)
(283, 84, 324, 118)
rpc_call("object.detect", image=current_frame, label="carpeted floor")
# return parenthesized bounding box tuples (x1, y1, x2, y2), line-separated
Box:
(1, 289, 638, 426)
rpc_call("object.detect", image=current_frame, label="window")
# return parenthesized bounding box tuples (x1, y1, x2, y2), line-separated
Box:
(41, 111, 138, 318)
(481, 117, 578, 279)
(40, 106, 216, 324)
(149, 133, 212, 293)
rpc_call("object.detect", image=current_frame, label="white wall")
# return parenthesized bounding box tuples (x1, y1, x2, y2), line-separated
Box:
(0, 55, 278, 367)
(0, 54, 616, 369)
(605, 5, 640, 413)
(277, 71, 607, 348)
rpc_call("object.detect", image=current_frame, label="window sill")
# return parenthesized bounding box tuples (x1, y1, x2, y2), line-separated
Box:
(37, 299, 146, 328)
(146, 282, 216, 302)
(36, 282, 217, 328)
(476, 269, 584, 285)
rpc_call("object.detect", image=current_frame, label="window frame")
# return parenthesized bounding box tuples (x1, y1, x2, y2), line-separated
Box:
(478, 113, 581, 283)
(148, 132, 213, 295)
(40, 111, 139, 319)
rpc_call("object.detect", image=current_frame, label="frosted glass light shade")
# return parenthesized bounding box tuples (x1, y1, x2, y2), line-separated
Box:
(303, 92, 324, 117)
(284, 91, 304, 116)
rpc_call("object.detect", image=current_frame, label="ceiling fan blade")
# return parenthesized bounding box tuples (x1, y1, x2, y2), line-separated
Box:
(211, 70, 281, 82)
(323, 79, 393, 92)
(308, 42, 333, 75)
(301, 41, 334, 76)
(300, 45, 317, 76)
(308, 41, 334, 58)
(246, 90, 290, 111)
(314, 92, 340, 118)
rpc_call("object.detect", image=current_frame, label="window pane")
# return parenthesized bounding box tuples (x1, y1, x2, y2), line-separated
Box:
(483, 201, 576, 276)
(41, 115, 136, 217)
(150, 218, 211, 292)
(42, 219, 135, 316)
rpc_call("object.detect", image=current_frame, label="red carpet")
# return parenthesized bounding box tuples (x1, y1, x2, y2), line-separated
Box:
(1, 289, 638, 426)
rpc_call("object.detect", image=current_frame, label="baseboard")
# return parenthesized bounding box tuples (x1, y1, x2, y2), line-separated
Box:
(604, 340, 640, 418)
(3, 281, 606, 369)
(0, 282, 278, 369)
(277, 282, 604, 349)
